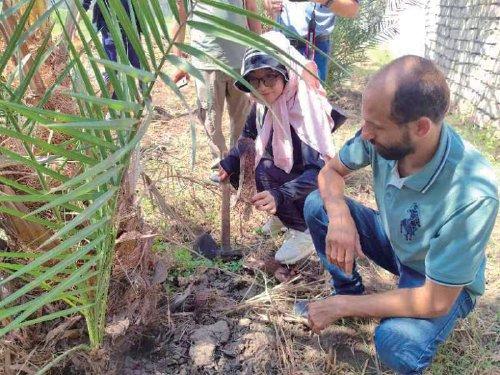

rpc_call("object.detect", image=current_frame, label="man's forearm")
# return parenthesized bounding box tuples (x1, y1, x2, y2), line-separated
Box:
(245, 0, 262, 34)
(332, 286, 455, 320)
(171, 0, 188, 55)
(318, 163, 348, 215)
(315, 0, 359, 18)
(171, 25, 186, 55)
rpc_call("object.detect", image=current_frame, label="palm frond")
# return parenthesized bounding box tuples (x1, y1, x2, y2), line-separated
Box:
(0, 0, 312, 351)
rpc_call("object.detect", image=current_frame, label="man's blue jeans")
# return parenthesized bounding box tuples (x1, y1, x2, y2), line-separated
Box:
(304, 190, 475, 374)
(296, 37, 331, 82)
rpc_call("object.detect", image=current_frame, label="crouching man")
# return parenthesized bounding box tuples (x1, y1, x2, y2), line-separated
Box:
(303, 55, 498, 374)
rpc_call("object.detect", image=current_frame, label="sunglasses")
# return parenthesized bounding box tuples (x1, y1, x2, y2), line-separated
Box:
(246, 73, 281, 89)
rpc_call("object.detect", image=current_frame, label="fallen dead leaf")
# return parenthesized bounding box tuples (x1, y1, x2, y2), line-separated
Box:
(105, 318, 130, 339)
(45, 315, 81, 343)
(170, 283, 194, 312)
(152, 259, 169, 285)
(4, 347, 12, 375)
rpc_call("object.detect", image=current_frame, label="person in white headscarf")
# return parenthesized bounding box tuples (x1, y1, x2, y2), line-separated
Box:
(219, 31, 346, 265)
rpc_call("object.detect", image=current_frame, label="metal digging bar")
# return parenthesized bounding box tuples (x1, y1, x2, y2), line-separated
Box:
(194, 139, 257, 260)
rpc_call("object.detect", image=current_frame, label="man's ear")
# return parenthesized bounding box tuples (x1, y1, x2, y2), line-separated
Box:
(414, 117, 432, 138)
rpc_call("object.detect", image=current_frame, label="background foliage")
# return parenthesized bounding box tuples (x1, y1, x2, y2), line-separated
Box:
(328, 0, 424, 84)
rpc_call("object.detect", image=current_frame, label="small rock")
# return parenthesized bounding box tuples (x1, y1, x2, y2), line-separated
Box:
(239, 331, 272, 359)
(189, 321, 230, 367)
(221, 342, 240, 358)
(238, 318, 251, 327)
(189, 340, 216, 367)
(191, 320, 230, 343)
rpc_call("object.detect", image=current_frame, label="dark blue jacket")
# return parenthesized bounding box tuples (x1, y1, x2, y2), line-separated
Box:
(220, 103, 342, 206)
(82, 0, 139, 32)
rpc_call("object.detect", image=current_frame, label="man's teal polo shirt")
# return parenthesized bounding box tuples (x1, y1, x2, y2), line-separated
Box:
(339, 124, 498, 297)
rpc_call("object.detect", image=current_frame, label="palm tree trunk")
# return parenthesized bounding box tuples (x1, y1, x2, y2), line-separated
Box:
(0, 186, 55, 250)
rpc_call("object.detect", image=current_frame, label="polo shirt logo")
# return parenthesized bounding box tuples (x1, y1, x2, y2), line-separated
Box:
(400, 203, 421, 241)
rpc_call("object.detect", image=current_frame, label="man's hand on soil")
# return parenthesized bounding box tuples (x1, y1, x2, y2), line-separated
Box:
(308, 297, 341, 333)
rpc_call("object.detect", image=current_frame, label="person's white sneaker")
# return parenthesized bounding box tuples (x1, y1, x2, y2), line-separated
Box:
(275, 229, 315, 265)
(260, 216, 286, 236)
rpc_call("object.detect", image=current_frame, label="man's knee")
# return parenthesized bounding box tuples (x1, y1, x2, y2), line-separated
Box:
(374, 319, 431, 374)
(304, 190, 324, 225)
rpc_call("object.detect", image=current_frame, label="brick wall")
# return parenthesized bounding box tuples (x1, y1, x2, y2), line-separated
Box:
(424, 0, 499, 126)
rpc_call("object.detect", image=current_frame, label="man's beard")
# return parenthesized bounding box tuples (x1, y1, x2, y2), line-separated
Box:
(371, 130, 415, 160)
(373, 142, 414, 160)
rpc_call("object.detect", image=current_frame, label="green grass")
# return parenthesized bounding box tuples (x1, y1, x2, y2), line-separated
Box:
(350, 46, 393, 78)
(446, 112, 499, 165)
(366, 46, 393, 66)
(153, 239, 244, 282)
(431, 313, 499, 374)
(51, 9, 69, 36)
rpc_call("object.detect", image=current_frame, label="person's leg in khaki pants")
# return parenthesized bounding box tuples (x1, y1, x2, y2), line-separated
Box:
(196, 70, 251, 172)
(226, 74, 251, 149)
(195, 70, 227, 168)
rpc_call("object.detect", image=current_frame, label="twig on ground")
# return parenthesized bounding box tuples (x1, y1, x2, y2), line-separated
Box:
(361, 358, 369, 375)
(141, 172, 196, 239)
(4, 346, 12, 375)
(34, 344, 90, 375)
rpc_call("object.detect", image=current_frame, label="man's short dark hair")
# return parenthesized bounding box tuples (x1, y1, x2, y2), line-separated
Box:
(381, 55, 450, 126)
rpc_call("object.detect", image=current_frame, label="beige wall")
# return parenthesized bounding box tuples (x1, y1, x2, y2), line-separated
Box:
(425, 0, 499, 127)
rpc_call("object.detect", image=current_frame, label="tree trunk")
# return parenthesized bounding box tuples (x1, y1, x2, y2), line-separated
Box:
(0, 186, 55, 251)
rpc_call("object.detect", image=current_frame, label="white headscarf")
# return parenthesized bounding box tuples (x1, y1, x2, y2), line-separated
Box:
(252, 32, 336, 173)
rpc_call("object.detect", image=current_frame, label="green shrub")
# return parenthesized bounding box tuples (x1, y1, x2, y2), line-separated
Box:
(328, 0, 388, 84)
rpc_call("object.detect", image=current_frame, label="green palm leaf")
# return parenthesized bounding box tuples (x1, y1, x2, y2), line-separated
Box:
(0, 0, 314, 359)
